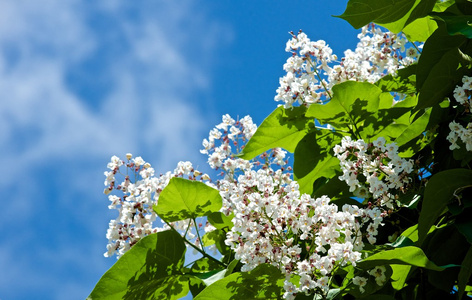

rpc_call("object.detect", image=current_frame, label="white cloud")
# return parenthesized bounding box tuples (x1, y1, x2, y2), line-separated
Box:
(0, 1, 230, 299)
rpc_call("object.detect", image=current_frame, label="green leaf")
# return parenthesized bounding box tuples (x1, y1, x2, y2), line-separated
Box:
(375, 64, 417, 94)
(400, 224, 419, 242)
(361, 295, 396, 300)
(433, 0, 456, 13)
(416, 23, 466, 91)
(390, 235, 415, 248)
(457, 0, 472, 15)
(312, 176, 352, 200)
(455, 207, 472, 244)
(458, 246, 472, 299)
(194, 264, 284, 300)
(416, 47, 464, 111)
(238, 106, 312, 160)
(390, 264, 413, 290)
(431, 13, 472, 38)
(154, 177, 222, 222)
(202, 229, 225, 247)
(293, 130, 343, 195)
(422, 225, 468, 291)
(191, 257, 224, 274)
(362, 95, 418, 142)
(88, 230, 188, 300)
(195, 270, 227, 287)
(377, 0, 437, 33)
(357, 246, 444, 271)
(394, 108, 431, 146)
(402, 16, 438, 42)
(326, 288, 341, 299)
(224, 259, 241, 277)
(418, 169, 472, 244)
(207, 212, 234, 231)
(306, 81, 383, 137)
(336, 0, 415, 29)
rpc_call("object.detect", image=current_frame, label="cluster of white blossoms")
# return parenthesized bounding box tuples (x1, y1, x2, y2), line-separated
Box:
(274, 31, 337, 108)
(220, 164, 386, 299)
(103, 154, 210, 258)
(200, 114, 288, 181)
(201, 114, 256, 174)
(447, 75, 472, 151)
(328, 24, 417, 86)
(275, 25, 419, 108)
(334, 136, 415, 211)
(103, 114, 394, 298)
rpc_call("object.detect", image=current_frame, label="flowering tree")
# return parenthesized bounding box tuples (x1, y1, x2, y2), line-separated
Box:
(89, 0, 472, 299)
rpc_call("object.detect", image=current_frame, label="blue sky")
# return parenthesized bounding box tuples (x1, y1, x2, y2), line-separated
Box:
(0, 1, 360, 299)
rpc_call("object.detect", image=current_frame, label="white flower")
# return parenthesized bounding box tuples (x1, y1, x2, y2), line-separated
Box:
(352, 276, 368, 293)
(369, 266, 387, 286)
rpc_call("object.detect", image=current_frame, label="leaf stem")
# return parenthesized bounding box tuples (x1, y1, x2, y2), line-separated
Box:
(162, 218, 227, 268)
(193, 217, 206, 253)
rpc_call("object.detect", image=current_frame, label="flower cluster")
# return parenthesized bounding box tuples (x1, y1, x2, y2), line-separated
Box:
(274, 31, 336, 108)
(334, 136, 415, 210)
(103, 155, 209, 258)
(275, 25, 419, 108)
(328, 24, 416, 87)
(447, 121, 472, 151)
(447, 75, 472, 151)
(200, 114, 257, 176)
(201, 114, 287, 181)
(453, 75, 472, 111)
(220, 166, 385, 299)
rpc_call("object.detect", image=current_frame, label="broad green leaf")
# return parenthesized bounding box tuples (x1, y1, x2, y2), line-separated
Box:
(400, 224, 419, 242)
(194, 264, 284, 300)
(202, 229, 225, 247)
(293, 130, 343, 195)
(422, 225, 468, 291)
(416, 47, 464, 111)
(390, 264, 412, 290)
(455, 207, 472, 244)
(224, 259, 240, 277)
(418, 169, 472, 244)
(189, 277, 206, 299)
(379, 0, 437, 33)
(361, 295, 396, 300)
(416, 23, 466, 90)
(194, 270, 227, 287)
(357, 246, 444, 271)
(457, 0, 472, 15)
(207, 212, 233, 231)
(238, 106, 312, 160)
(458, 246, 472, 299)
(88, 230, 188, 300)
(431, 13, 472, 38)
(312, 176, 352, 200)
(402, 16, 438, 42)
(191, 257, 224, 274)
(363, 95, 420, 142)
(336, 0, 415, 29)
(433, 0, 456, 13)
(200, 228, 231, 257)
(306, 81, 382, 138)
(375, 64, 417, 94)
(394, 108, 431, 146)
(154, 178, 222, 222)
(390, 235, 415, 248)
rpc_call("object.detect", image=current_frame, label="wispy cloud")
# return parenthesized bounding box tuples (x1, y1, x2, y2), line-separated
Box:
(0, 1, 230, 299)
